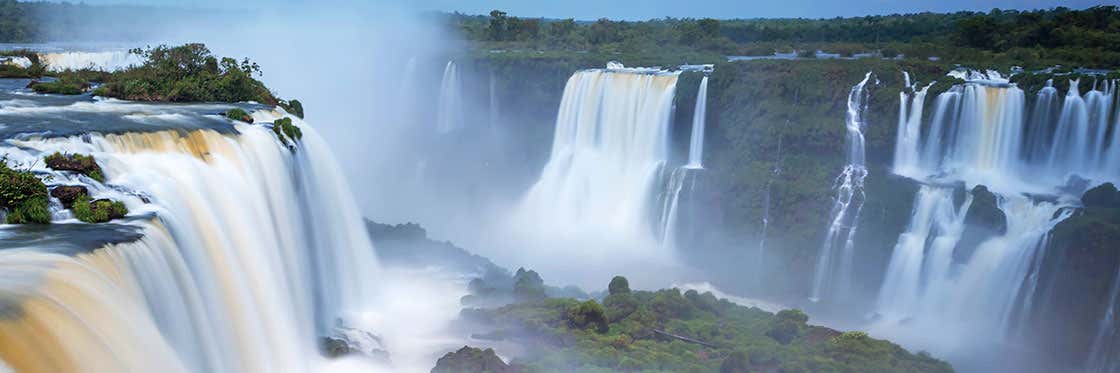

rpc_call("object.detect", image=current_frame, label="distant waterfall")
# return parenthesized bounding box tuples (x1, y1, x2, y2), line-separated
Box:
(515, 64, 679, 248)
(686, 76, 709, 169)
(436, 60, 463, 133)
(0, 113, 379, 373)
(874, 71, 1115, 345)
(809, 73, 872, 302)
(40, 50, 142, 72)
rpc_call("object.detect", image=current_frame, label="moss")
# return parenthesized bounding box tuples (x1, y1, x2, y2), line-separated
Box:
(271, 117, 303, 146)
(71, 194, 128, 223)
(44, 152, 104, 182)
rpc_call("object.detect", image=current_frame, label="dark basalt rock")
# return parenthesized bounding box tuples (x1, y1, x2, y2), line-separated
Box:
(431, 346, 519, 373)
(955, 185, 1008, 263)
(50, 185, 88, 208)
(1082, 182, 1120, 209)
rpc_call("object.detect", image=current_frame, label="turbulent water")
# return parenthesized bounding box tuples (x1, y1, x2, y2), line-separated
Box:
(809, 72, 871, 303)
(0, 95, 379, 372)
(872, 71, 1119, 363)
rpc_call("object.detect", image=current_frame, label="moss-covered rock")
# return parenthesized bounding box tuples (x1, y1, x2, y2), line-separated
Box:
(44, 152, 104, 182)
(0, 159, 50, 224)
(225, 108, 253, 123)
(431, 346, 518, 373)
(49, 185, 87, 208)
(271, 117, 303, 146)
(71, 194, 128, 223)
(279, 99, 304, 119)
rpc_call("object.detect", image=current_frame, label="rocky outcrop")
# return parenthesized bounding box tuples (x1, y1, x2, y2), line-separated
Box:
(50, 185, 87, 208)
(44, 152, 104, 182)
(955, 185, 1008, 262)
(431, 346, 518, 373)
(1030, 183, 1120, 368)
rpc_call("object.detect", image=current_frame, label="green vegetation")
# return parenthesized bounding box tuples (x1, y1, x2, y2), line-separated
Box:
(89, 44, 277, 103)
(44, 152, 104, 182)
(0, 157, 49, 224)
(28, 75, 91, 95)
(451, 6, 1120, 69)
(225, 108, 253, 123)
(279, 99, 304, 119)
(463, 276, 952, 372)
(271, 117, 303, 145)
(432, 346, 518, 373)
(70, 193, 127, 223)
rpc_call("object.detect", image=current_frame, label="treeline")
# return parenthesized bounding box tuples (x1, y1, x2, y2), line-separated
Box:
(0, 0, 184, 42)
(449, 6, 1120, 68)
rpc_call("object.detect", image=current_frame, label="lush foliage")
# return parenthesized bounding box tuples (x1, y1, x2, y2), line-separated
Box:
(29, 75, 91, 95)
(271, 117, 303, 146)
(225, 108, 252, 123)
(463, 276, 952, 372)
(44, 152, 104, 182)
(89, 44, 277, 103)
(69, 193, 128, 223)
(450, 6, 1120, 68)
(279, 99, 304, 119)
(0, 157, 49, 224)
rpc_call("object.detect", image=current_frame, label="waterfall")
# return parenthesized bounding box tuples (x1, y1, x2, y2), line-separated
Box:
(809, 73, 871, 302)
(875, 71, 1108, 350)
(436, 60, 463, 133)
(893, 74, 932, 177)
(489, 70, 500, 127)
(0, 111, 379, 372)
(40, 51, 143, 72)
(686, 76, 709, 169)
(514, 64, 679, 250)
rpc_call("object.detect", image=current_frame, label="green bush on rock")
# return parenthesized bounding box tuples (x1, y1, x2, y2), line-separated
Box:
(271, 117, 303, 146)
(608, 275, 631, 295)
(279, 99, 304, 118)
(0, 158, 50, 224)
(71, 194, 128, 223)
(566, 299, 609, 333)
(44, 152, 104, 182)
(225, 108, 253, 123)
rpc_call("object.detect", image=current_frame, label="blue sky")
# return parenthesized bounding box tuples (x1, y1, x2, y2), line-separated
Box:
(79, 0, 1117, 19)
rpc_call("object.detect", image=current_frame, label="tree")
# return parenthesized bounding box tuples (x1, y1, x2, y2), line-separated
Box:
(608, 276, 630, 295)
(488, 10, 508, 41)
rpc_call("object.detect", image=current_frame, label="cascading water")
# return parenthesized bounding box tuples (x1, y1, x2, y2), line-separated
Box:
(0, 105, 380, 372)
(686, 75, 709, 169)
(809, 72, 871, 302)
(512, 63, 679, 258)
(40, 50, 143, 72)
(872, 71, 1117, 357)
(436, 60, 463, 133)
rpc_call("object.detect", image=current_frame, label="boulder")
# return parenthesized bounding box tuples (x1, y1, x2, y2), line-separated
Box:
(50, 185, 88, 208)
(956, 185, 1008, 262)
(431, 346, 518, 373)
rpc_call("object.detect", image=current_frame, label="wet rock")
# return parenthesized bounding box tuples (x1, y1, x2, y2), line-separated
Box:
(319, 326, 390, 362)
(1082, 183, 1120, 209)
(50, 185, 88, 208)
(956, 185, 1008, 262)
(431, 346, 518, 373)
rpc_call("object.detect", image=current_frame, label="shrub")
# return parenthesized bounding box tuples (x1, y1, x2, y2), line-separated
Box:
(29, 76, 90, 95)
(225, 108, 253, 123)
(0, 158, 50, 224)
(44, 152, 104, 182)
(719, 350, 750, 373)
(513, 268, 546, 301)
(767, 309, 809, 344)
(71, 194, 128, 223)
(280, 99, 304, 118)
(272, 117, 303, 146)
(608, 275, 631, 295)
(566, 299, 609, 333)
(93, 44, 277, 104)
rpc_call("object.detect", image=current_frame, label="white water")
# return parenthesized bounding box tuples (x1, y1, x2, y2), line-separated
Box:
(508, 65, 682, 286)
(873, 72, 1113, 361)
(40, 51, 142, 72)
(809, 73, 871, 302)
(0, 111, 382, 372)
(1089, 264, 1120, 373)
(686, 76, 709, 169)
(436, 61, 462, 133)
